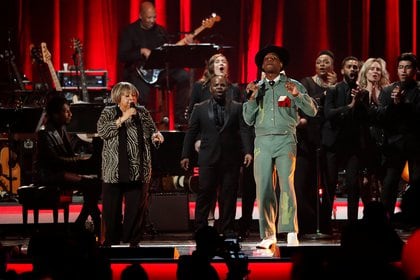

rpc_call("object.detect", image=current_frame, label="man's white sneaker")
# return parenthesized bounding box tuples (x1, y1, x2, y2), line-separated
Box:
(256, 235, 277, 249)
(287, 232, 299, 246)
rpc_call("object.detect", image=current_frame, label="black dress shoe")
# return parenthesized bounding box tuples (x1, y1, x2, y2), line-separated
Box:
(129, 242, 140, 248)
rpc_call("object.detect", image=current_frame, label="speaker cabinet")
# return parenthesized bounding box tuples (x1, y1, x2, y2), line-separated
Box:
(148, 193, 189, 232)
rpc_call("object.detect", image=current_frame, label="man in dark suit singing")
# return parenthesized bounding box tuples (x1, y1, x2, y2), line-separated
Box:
(181, 75, 253, 237)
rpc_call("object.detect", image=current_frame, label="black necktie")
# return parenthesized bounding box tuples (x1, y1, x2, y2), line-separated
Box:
(213, 103, 224, 127)
(218, 104, 224, 126)
(269, 80, 275, 86)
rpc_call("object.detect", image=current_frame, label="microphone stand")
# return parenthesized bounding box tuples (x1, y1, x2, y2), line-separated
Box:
(303, 148, 331, 240)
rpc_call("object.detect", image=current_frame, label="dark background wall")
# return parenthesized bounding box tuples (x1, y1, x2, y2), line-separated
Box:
(0, 0, 418, 90)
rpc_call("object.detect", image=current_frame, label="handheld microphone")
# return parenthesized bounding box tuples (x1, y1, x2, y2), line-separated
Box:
(246, 80, 263, 99)
(130, 102, 139, 122)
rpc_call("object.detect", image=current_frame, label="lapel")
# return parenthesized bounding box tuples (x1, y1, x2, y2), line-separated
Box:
(207, 99, 215, 124)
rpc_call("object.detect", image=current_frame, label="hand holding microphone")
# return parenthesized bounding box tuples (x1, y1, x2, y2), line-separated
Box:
(391, 84, 405, 104)
(246, 80, 261, 100)
(152, 132, 164, 148)
(129, 102, 139, 122)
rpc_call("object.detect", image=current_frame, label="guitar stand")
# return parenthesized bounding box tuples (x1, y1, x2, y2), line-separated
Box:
(0, 107, 45, 200)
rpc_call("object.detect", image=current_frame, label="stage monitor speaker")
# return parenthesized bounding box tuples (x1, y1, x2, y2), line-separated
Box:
(148, 193, 189, 232)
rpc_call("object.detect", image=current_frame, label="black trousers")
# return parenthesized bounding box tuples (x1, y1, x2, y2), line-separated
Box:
(294, 147, 322, 234)
(195, 164, 240, 234)
(321, 148, 362, 233)
(238, 164, 256, 230)
(102, 181, 149, 245)
(381, 138, 420, 219)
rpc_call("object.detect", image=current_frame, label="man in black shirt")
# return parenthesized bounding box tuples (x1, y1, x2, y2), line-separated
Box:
(118, 1, 192, 127)
(377, 52, 420, 226)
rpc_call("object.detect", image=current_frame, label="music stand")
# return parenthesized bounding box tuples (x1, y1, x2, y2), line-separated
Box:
(66, 103, 105, 134)
(143, 43, 220, 130)
(0, 107, 44, 198)
(66, 103, 104, 178)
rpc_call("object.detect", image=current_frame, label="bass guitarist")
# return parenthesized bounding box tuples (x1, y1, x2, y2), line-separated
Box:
(118, 1, 193, 128)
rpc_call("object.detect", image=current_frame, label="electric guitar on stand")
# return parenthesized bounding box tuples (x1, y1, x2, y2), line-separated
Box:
(41, 42, 62, 92)
(136, 13, 221, 84)
(71, 38, 89, 102)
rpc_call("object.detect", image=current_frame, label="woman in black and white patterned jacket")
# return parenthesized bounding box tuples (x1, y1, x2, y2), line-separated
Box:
(97, 81, 164, 247)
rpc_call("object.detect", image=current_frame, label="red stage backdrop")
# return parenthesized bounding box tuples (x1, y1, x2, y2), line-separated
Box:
(1, 0, 418, 88)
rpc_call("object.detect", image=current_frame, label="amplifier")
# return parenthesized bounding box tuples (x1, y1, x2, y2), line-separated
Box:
(148, 193, 190, 232)
(57, 70, 108, 90)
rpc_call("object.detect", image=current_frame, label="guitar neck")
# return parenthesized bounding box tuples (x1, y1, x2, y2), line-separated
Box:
(175, 15, 220, 46)
(78, 60, 89, 101)
(176, 25, 206, 46)
(46, 61, 62, 91)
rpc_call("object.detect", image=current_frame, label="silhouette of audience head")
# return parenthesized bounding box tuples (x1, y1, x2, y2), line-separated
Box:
(0, 242, 20, 280)
(362, 200, 390, 224)
(340, 201, 404, 263)
(176, 226, 223, 280)
(121, 263, 148, 280)
(27, 229, 111, 280)
(194, 225, 223, 259)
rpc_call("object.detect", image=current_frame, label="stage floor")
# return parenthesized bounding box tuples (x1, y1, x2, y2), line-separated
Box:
(0, 195, 412, 262)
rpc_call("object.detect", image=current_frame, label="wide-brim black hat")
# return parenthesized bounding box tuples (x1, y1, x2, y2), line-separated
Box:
(255, 45, 290, 69)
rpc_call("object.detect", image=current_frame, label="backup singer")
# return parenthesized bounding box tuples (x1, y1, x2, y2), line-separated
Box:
(181, 75, 253, 237)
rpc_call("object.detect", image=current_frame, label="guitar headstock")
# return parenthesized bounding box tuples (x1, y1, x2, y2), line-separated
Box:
(30, 44, 44, 65)
(72, 38, 83, 55)
(40, 42, 51, 64)
(3, 49, 16, 61)
(202, 13, 221, 29)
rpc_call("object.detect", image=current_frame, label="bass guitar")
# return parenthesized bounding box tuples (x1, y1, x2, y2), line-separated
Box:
(41, 42, 63, 92)
(137, 13, 221, 84)
(71, 38, 89, 102)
